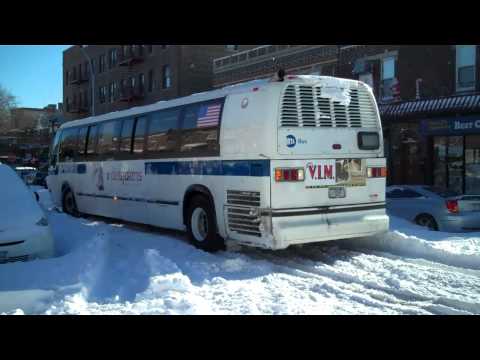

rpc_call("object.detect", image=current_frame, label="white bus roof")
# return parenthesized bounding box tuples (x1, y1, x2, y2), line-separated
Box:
(60, 75, 363, 130)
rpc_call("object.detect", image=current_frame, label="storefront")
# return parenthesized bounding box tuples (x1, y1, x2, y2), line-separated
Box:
(420, 115, 480, 194)
(380, 93, 480, 193)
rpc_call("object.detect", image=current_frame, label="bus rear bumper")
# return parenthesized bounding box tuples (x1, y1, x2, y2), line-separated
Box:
(266, 207, 389, 250)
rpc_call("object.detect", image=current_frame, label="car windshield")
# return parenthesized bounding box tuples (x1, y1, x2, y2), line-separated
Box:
(423, 186, 460, 198)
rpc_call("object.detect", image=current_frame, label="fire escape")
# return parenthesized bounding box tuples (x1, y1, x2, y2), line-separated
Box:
(118, 45, 146, 103)
(68, 66, 89, 115)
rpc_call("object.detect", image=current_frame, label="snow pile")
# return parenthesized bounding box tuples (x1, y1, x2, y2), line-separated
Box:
(342, 215, 480, 270)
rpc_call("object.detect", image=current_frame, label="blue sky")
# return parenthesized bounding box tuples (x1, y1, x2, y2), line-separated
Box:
(0, 45, 70, 109)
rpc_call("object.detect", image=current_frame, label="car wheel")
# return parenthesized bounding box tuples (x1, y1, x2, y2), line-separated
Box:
(62, 188, 80, 217)
(415, 214, 438, 231)
(186, 195, 225, 252)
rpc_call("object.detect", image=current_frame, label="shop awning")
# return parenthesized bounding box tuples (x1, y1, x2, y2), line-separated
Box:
(379, 94, 480, 120)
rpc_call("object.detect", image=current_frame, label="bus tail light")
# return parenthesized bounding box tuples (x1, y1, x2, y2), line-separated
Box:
(275, 168, 305, 182)
(367, 167, 387, 178)
(445, 200, 459, 214)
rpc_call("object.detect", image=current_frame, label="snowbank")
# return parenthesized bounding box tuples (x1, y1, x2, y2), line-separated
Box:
(342, 216, 480, 270)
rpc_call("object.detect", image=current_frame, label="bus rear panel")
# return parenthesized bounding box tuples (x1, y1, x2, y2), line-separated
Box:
(224, 76, 389, 250)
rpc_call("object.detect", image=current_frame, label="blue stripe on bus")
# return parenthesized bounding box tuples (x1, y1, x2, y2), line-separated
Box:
(145, 160, 270, 177)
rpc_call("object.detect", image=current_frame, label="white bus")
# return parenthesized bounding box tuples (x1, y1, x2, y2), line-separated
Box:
(47, 75, 389, 252)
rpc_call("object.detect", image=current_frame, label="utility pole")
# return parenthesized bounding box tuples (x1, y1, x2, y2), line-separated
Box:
(79, 45, 95, 116)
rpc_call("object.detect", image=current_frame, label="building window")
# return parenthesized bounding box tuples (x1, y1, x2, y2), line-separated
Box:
(120, 79, 126, 94)
(139, 73, 145, 94)
(109, 48, 117, 68)
(148, 69, 154, 92)
(162, 65, 172, 89)
(84, 61, 89, 79)
(99, 86, 107, 104)
(456, 45, 476, 92)
(381, 56, 397, 101)
(109, 82, 115, 103)
(113, 82, 118, 100)
(99, 54, 106, 73)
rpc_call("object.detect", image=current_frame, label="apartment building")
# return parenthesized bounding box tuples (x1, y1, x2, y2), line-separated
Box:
(63, 45, 256, 121)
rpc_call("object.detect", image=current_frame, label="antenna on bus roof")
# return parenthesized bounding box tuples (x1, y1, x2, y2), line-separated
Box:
(271, 57, 285, 82)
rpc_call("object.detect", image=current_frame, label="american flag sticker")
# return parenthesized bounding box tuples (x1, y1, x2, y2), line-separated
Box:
(197, 103, 222, 128)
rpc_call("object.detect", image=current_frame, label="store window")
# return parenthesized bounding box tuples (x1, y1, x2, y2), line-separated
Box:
(456, 45, 476, 92)
(465, 135, 480, 194)
(433, 137, 448, 189)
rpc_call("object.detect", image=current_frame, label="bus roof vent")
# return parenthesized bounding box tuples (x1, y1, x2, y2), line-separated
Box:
(280, 84, 378, 128)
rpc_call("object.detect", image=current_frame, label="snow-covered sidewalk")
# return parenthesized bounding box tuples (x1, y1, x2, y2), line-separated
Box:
(1, 188, 479, 315)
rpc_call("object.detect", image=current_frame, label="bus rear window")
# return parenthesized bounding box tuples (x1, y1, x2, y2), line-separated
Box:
(358, 132, 380, 150)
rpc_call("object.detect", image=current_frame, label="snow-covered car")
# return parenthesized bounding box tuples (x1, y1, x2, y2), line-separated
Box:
(0, 164, 54, 263)
(386, 185, 480, 232)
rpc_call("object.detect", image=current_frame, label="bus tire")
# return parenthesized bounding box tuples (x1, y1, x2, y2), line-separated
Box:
(186, 195, 225, 252)
(62, 187, 80, 218)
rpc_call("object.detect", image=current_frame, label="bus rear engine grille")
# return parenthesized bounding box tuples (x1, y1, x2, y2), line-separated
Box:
(280, 84, 378, 128)
(227, 190, 261, 207)
(227, 206, 261, 237)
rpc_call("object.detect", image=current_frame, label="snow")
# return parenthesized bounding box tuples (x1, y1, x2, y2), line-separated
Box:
(0, 165, 44, 230)
(342, 216, 480, 270)
(1, 188, 479, 315)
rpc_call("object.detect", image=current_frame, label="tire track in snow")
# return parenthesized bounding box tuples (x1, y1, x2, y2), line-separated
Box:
(243, 245, 480, 315)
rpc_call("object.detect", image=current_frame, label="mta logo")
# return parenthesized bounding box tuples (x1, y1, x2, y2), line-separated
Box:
(287, 135, 296, 148)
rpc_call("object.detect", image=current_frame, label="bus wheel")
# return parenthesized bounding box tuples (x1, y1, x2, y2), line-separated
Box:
(62, 188, 80, 218)
(187, 195, 225, 252)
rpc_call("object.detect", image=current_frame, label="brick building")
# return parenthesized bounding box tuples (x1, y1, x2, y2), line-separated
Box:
(213, 45, 338, 88)
(63, 45, 256, 121)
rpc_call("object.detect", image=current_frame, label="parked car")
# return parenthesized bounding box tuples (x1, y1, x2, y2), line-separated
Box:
(0, 164, 54, 264)
(386, 185, 480, 232)
(15, 166, 37, 185)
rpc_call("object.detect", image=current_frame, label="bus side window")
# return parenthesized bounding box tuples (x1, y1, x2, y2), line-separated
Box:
(50, 130, 63, 167)
(119, 118, 135, 154)
(59, 128, 79, 163)
(86, 125, 99, 159)
(146, 109, 180, 156)
(98, 120, 122, 160)
(77, 127, 89, 161)
(179, 100, 222, 157)
(133, 116, 148, 155)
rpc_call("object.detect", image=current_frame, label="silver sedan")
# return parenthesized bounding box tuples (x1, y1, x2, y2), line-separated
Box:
(386, 185, 480, 232)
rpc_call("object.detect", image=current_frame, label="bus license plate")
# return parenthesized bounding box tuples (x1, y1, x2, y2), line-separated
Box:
(329, 187, 346, 199)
